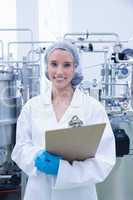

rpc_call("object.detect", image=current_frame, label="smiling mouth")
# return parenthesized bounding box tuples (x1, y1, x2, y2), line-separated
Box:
(54, 76, 66, 81)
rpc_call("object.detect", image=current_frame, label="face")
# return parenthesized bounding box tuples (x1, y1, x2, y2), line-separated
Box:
(47, 49, 75, 90)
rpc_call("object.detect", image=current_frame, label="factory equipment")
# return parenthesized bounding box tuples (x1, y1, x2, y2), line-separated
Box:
(0, 67, 21, 199)
(0, 29, 32, 200)
(64, 31, 133, 113)
(97, 45, 133, 200)
(113, 128, 130, 157)
(64, 31, 133, 200)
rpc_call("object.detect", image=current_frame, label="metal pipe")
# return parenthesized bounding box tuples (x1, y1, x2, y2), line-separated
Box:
(101, 96, 132, 100)
(0, 28, 33, 41)
(0, 175, 12, 179)
(0, 40, 4, 60)
(103, 51, 110, 97)
(7, 41, 53, 64)
(74, 40, 128, 44)
(0, 29, 34, 64)
(102, 83, 129, 86)
(0, 119, 17, 126)
(131, 65, 133, 109)
(0, 59, 39, 64)
(64, 31, 120, 42)
(79, 49, 108, 53)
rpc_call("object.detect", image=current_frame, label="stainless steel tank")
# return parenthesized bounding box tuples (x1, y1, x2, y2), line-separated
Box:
(0, 70, 20, 174)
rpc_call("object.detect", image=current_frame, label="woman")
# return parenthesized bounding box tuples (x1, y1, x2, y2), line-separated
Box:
(11, 40, 116, 200)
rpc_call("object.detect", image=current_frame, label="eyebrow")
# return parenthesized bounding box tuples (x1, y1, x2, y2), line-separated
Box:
(64, 61, 73, 64)
(49, 60, 73, 64)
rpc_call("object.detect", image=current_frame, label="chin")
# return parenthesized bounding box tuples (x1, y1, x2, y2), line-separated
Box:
(54, 83, 70, 90)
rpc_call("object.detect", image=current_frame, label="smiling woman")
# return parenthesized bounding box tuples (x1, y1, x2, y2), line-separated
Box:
(11, 39, 116, 200)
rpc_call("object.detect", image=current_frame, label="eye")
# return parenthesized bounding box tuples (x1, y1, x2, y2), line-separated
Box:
(64, 62, 72, 68)
(50, 61, 58, 67)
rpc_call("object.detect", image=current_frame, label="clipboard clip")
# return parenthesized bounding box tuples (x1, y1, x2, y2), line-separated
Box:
(68, 115, 83, 127)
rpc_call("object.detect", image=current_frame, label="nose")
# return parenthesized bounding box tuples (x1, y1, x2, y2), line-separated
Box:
(56, 64, 63, 74)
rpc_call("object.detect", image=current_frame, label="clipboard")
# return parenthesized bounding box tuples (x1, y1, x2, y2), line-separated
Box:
(45, 123, 106, 161)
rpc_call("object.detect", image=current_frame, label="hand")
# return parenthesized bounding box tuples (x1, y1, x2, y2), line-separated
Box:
(34, 150, 62, 176)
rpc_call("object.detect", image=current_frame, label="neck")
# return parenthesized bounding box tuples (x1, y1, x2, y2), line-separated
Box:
(52, 85, 74, 101)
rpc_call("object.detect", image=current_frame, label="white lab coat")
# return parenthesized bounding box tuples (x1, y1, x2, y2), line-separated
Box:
(11, 86, 116, 200)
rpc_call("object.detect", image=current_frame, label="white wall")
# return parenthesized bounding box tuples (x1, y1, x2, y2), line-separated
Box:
(0, 0, 16, 58)
(68, 0, 133, 40)
(16, 0, 133, 44)
(16, 0, 39, 41)
(16, 0, 39, 61)
(39, 0, 69, 41)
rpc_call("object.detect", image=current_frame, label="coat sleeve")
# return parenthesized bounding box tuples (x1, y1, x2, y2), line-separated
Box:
(11, 101, 43, 177)
(54, 100, 116, 189)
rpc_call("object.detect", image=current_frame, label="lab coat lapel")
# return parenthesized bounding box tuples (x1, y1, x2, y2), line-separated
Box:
(56, 88, 84, 127)
(40, 86, 84, 128)
(40, 85, 62, 129)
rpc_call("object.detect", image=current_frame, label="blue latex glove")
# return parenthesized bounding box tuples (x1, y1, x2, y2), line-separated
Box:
(34, 150, 62, 176)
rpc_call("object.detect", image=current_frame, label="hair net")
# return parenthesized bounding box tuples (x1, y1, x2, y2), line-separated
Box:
(44, 40, 83, 86)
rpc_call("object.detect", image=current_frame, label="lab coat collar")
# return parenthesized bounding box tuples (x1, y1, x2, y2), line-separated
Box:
(70, 87, 82, 107)
(40, 85, 82, 108)
(40, 83, 52, 105)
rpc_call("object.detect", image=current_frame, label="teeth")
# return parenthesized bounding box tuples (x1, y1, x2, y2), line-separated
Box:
(55, 77, 65, 81)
